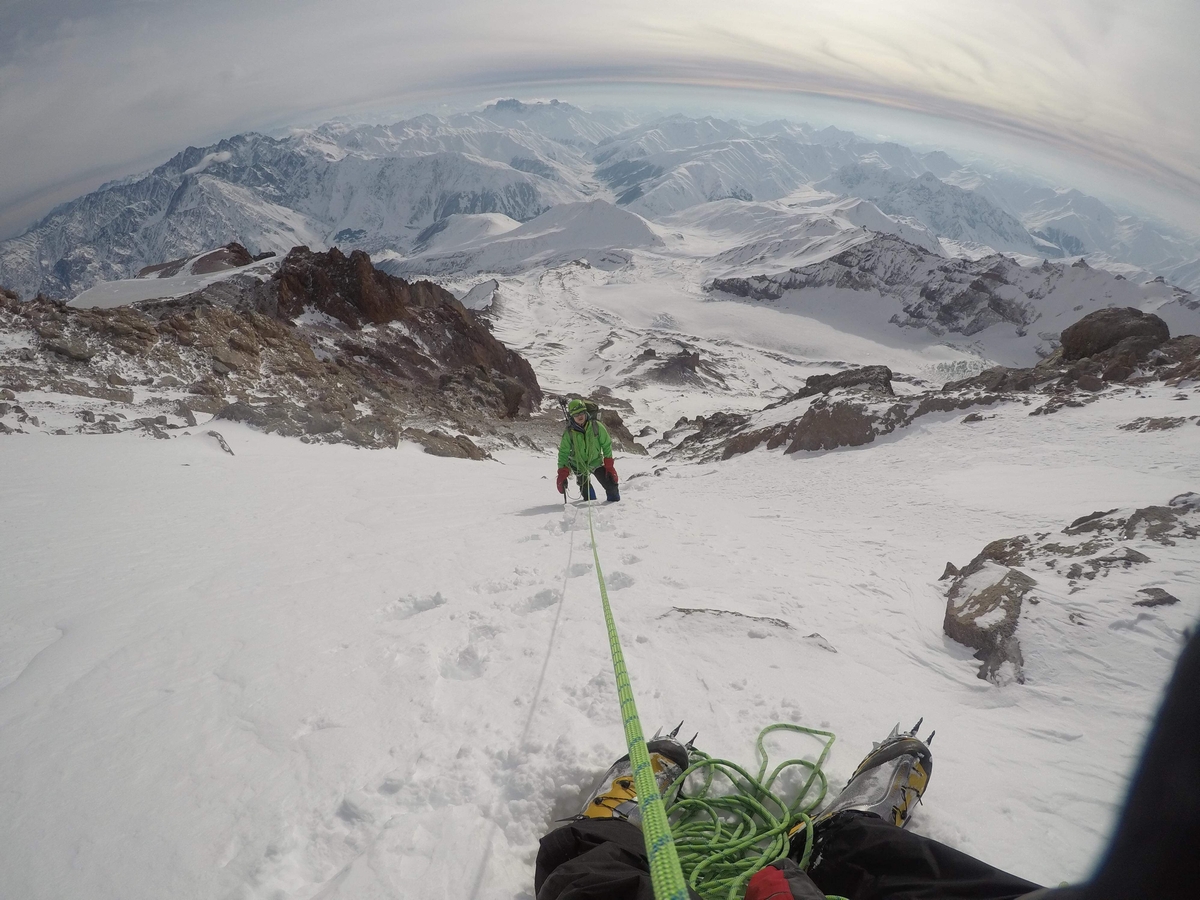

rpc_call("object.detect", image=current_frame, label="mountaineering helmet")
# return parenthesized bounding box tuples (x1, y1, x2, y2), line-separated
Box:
(567, 398, 588, 417)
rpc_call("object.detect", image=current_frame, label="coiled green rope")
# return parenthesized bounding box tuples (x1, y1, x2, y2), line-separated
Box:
(665, 724, 838, 900)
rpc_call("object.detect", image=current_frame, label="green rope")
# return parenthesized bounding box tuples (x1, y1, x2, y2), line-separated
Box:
(664, 724, 837, 900)
(583, 498, 844, 900)
(586, 502, 690, 900)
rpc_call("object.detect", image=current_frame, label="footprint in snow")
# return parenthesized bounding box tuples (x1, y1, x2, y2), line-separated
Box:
(607, 572, 634, 591)
(387, 592, 448, 619)
(568, 563, 593, 578)
(440, 644, 488, 680)
(523, 589, 561, 612)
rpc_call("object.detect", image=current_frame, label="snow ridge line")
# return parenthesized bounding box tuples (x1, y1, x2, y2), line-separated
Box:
(586, 501, 689, 900)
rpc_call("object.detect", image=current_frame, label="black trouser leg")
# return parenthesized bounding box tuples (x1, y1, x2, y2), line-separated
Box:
(535, 818, 700, 900)
(805, 811, 1041, 900)
(575, 474, 596, 500)
(591, 465, 620, 501)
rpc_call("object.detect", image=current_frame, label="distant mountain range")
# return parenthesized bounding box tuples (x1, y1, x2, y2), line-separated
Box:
(2, 99, 1199, 301)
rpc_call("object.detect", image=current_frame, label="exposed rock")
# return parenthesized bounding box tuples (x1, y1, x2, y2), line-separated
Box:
(940, 562, 959, 580)
(943, 499, 1198, 685)
(138, 242, 255, 278)
(0, 247, 544, 449)
(1060, 307, 1170, 361)
(1065, 547, 1152, 580)
(402, 427, 488, 460)
(786, 398, 888, 453)
(43, 336, 95, 362)
(1119, 416, 1194, 432)
(598, 409, 647, 455)
(944, 557, 1037, 684)
(176, 402, 198, 427)
(785, 365, 894, 402)
(206, 430, 235, 455)
(1134, 588, 1179, 607)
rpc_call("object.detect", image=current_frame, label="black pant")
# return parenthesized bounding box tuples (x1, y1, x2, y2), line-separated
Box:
(535, 628, 1200, 900)
(577, 466, 619, 502)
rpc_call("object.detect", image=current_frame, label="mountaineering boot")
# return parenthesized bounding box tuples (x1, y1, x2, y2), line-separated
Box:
(790, 722, 933, 845)
(579, 736, 690, 827)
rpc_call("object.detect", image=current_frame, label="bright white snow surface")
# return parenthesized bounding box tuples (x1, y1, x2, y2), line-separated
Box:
(2, 385, 1197, 898)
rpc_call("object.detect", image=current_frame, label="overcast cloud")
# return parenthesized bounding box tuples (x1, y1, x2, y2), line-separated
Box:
(1, 0, 1197, 237)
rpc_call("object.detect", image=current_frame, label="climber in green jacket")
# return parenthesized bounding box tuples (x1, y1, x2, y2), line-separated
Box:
(556, 399, 620, 502)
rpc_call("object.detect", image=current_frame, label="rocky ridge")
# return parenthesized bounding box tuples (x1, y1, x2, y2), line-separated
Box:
(0, 247, 548, 453)
(709, 233, 1198, 355)
(942, 494, 1200, 685)
(665, 307, 1199, 462)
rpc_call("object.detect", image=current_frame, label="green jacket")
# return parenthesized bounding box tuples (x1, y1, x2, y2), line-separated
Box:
(558, 418, 613, 474)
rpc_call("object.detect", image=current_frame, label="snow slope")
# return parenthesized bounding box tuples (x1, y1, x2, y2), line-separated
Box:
(1, 387, 1195, 899)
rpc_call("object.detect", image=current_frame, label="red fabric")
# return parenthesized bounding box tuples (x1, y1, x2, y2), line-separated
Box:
(556, 466, 571, 493)
(745, 865, 793, 900)
(602, 457, 618, 483)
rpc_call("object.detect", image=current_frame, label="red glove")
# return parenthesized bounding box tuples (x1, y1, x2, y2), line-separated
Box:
(603, 458, 618, 483)
(745, 859, 824, 900)
(556, 466, 570, 493)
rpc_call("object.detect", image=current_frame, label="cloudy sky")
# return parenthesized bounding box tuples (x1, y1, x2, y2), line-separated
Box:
(1, 0, 1197, 238)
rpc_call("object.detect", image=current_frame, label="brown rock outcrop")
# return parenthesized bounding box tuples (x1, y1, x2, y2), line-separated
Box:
(1060, 307, 1169, 361)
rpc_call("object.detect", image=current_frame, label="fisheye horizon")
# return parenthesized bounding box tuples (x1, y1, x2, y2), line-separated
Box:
(1, 0, 1196, 239)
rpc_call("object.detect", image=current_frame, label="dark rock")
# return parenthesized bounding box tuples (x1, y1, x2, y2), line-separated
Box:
(44, 337, 94, 362)
(1134, 588, 1179, 607)
(137, 242, 254, 278)
(176, 403, 197, 427)
(598, 409, 648, 455)
(0, 390, 14, 400)
(79, 410, 95, 423)
(1066, 547, 1152, 580)
(649, 350, 703, 384)
(786, 399, 886, 453)
(211, 345, 253, 373)
(940, 562, 959, 580)
(402, 427, 488, 460)
(944, 563, 1037, 684)
(788, 365, 894, 401)
(1119, 416, 1188, 432)
(107, 372, 130, 386)
(1076, 373, 1104, 392)
(206, 430, 235, 455)
(1060, 307, 1169, 361)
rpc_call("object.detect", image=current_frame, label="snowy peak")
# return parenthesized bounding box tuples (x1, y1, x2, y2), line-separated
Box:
(390, 199, 662, 277)
(819, 163, 1047, 255)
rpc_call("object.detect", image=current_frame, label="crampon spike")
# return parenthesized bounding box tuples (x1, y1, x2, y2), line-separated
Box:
(926, 730, 936, 746)
(651, 726, 663, 741)
(668, 721, 684, 739)
(686, 732, 698, 750)
(910, 717, 923, 736)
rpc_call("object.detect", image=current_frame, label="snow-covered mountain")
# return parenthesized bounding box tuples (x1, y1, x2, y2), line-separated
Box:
(819, 163, 1051, 257)
(2, 101, 1199, 307)
(387, 199, 662, 277)
(709, 233, 1200, 366)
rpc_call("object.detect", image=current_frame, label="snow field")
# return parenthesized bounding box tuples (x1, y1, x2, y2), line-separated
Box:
(1, 369, 1195, 899)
